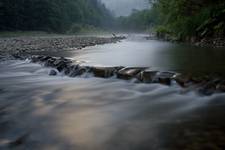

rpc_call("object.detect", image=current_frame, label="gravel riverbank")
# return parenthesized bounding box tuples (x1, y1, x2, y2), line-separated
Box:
(0, 35, 125, 54)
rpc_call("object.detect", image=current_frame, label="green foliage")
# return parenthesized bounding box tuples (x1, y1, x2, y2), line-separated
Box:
(117, 7, 160, 31)
(119, 0, 225, 40)
(0, 0, 112, 33)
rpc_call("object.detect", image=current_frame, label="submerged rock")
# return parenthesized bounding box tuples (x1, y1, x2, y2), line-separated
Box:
(9, 133, 29, 147)
(49, 70, 57, 76)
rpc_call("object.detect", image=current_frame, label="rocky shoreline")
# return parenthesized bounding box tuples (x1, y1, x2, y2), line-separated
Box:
(6, 53, 225, 96)
(0, 35, 126, 54)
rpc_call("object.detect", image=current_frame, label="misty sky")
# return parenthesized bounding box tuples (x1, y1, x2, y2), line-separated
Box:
(100, 0, 149, 16)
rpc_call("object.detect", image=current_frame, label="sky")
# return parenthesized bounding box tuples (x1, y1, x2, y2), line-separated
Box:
(100, 0, 149, 16)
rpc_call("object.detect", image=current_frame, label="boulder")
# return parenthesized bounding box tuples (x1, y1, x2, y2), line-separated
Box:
(45, 58, 56, 67)
(69, 66, 89, 77)
(152, 72, 175, 85)
(92, 67, 115, 78)
(137, 70, 158, 83)
(191, 76, 204, 84)
(53, 58, 72, 72)
(39, 56, 51, 62)
(67, 65, 79, 77)
(31, 55, 40, 63)
(216, 80, 225, 92)
(49, 70, 57, 76)
(174, 74, 191, 87)
(117, 67, 146, 80)
(56, 61, 68, 72)
(199, 82, 216, 96)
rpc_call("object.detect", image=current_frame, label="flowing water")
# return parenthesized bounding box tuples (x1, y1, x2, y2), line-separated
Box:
(1, 34, 225, 150)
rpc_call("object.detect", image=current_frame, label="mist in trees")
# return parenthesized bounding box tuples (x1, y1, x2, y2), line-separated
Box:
(1, 0, 224, 39)
(118, 0, 225, 40)
(100, 0, 149, 16)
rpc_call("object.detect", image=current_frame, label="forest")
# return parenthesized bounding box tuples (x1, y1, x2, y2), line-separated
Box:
(0, 0, 112, 33)
(119, 0, 225, 42)
(0, 0, 225, 42)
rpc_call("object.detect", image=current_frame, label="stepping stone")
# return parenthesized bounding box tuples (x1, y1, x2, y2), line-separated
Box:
(137, 70, 158, 83)
(92, 67, 116, 78)
(152, 72, 175, 85)
(117, 67, 146, 80)
(173, 74, 191, 87)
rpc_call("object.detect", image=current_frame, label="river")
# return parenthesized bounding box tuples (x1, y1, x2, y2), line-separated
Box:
(1, 34, 225, 149)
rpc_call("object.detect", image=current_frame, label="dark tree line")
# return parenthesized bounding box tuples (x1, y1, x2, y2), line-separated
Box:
(118, 0, 225, 40)
(0, 0, 112, 33)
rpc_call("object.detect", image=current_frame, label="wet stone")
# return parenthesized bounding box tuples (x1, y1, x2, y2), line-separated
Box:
(152, 72, 175, 86)
(174, 74, 192, 87)
(54, 60, 70, 72)
(39, 56, 51, 62)
(31, 55, 38, 63)
(191, 76, 205, 84)
(92, 67, 115, 78)
(69, 66, 88, 77)
(12, 53, 23, 60)
(216, 80, 225, 92)
(64, 65, 78, 76)
(117, 67, 146, 80)
(137, 70, 158, 83)
(198, 80, 217, 96)
(45, 58, 56, 67)
(49, 70, 57, 76)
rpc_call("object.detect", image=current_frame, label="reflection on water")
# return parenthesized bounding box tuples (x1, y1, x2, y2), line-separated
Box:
(32, 34, 225, 74)
(1, 60, 225, 149)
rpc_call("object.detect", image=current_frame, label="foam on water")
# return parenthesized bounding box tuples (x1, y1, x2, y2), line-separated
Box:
(1, 60, 225, 149)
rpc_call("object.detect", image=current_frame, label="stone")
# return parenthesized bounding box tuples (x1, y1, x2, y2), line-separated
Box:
(216, 80, 225, 92)
(199, 81, 217, 96)
(92, 67, 115, 78)
(12, 53, 23, 60)
(45, 58, 56, 67)
(152, 72, 175, 85)
(117, 67, 146, 80)
(53, 59, 63, 66)
(54, 59, 71, 72)
(174, 74, 191, 87)
(69, 66, 88, 77)
(137, 70, 158, 83)
(31, 55, 40, 63)
(39, 56, 51, 62)
(191, 76, 204, 84)
(49, 70, 57, 76)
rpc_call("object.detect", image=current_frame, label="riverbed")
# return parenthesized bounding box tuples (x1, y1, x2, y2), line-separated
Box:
(1, 34, 225, 150)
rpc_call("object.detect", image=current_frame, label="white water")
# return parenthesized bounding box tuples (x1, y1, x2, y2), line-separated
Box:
(1, 59, 225, 150)
(1, 34, 225, 149)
